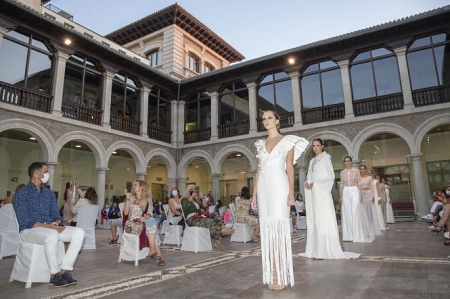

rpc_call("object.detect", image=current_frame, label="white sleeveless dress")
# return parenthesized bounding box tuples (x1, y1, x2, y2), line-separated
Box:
(255, 135, 308, 287)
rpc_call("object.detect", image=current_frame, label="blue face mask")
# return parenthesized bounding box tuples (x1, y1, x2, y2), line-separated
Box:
(171, 190, 178, 196)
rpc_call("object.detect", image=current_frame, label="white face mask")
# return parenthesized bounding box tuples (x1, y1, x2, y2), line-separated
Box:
(133, 187, 139, 193)
(41, 172, 50, 184)
(446, 190, 450, 196)
(171, 190, 178, 196)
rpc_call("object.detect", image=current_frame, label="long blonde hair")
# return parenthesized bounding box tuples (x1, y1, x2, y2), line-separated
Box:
(185, 184, 196, 197)
(133, 180, 152, 200)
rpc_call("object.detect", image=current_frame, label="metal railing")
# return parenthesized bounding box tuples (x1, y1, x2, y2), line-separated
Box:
(353, 93, 403, 116)
(61, 101, 102, 125)
(110, 115, 140, 135)
(257, 112, 294, 132)
(302, 103, 345, 125)
(148, 126, 172, 143)
(0, 82, 52, 113)
(184, 127, 211, 144)
(218, 120, 250, 138)
(412, 85, 450, 107)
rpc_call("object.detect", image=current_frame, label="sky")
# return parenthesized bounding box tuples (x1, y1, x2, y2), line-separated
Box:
(47, 0, 450, 62)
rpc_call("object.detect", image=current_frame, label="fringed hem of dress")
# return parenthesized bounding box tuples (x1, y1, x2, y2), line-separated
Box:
(260, 216, 295, 287)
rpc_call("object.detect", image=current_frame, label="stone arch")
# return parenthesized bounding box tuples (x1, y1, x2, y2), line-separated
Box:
(54, 131, 106, 169)
(214, 144, 257, 174)
(177, 150, 214, 177)
(0, 119, 54, 162)
(145, 148, 177, 178)
(413, 113, 450, 154)
(300, 131, 352, 166)
(105, 141, 146, 174)
(353, 123, 414, 161)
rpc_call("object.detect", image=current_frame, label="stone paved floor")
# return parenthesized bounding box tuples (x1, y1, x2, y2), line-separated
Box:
(1, 219, 450, 299)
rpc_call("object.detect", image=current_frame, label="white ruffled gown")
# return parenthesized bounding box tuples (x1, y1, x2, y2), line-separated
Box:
(385, 186, 396, 223)
(255, 135, 308, 287)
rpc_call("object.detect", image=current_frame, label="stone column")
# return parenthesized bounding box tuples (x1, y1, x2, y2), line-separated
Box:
(209, 92, 219, 140)
(178, 177, 187, 198)
(246, 82, 258, 135)
(212, 173, 221, 204)
(136, 173, 146, 181)
(394, 46, 414, 109)
(288, 71, 302, 125)
(352, 160, 360, 169)
(170, 100, 178, 146)
(46, 161, 58, 193)
(298, 165, 307, 196)
(140, 86, 150, 137)
(0, 27, 9, 50)
(96, 168, 108, 219)
(167, 178, 176, 190)
(101, 72, 114, 128)
(337, 60, 354, 118)
(51, 52, 70, 117)
(177, 101, 186, 146)
(410, 154, 428, 216)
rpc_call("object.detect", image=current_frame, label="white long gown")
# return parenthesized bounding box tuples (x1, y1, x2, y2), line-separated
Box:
(255, 135, 308, 287)
(299, 152, 360, 259)
(385, 185, 396, 223)
(372, 180, 386, 231)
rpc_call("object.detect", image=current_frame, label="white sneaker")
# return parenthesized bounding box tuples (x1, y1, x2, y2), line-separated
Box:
(421, 214, 433, 219)
(429, 226, 436, 229)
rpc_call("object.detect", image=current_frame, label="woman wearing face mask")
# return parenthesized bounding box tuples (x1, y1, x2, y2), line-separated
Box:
(294, 194, 305, 216)
(123, 180, 165, 266)
(167, 187, 185, 236)
(70, 186, 98, 227)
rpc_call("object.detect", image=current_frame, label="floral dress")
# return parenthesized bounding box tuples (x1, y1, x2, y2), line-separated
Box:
(234, 197, 259, 229)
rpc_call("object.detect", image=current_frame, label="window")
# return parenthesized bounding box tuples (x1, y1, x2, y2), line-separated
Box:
(111, 73, 140, 121)
(407, 33, 450, 90)
(62, 54, 102, 109)
(258, 71, 292, 114)
(301, 61, 344, 109)
(188, 54, 199, 73)
(185, 92, 211, 131)
(219, 82, 249, 124)
(147, 50, 160, 67)
(350, 48, 401, 101)
(0, 30, 53, 94)
(204, 63, 214, 73)
(148, 87, 171, 131)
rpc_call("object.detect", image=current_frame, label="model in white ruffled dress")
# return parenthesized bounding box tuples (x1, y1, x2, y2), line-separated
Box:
(368, 170, 385, 231)
(359, 166, 381, 236)
(383, 178, 396, 223)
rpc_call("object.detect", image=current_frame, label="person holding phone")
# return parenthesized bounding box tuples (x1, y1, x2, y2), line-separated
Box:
(70, 186, 98, 227)
(181, 184, 234, 251)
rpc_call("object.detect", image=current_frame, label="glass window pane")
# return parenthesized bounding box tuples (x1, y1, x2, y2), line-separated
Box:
(31, 37, 50, 52)
(431, 33, 447, 44)
(199, 99, 211, 128)
(350, 62, 376, 100)
(301, 74, 321, 108)
(85, 59, 96, 68)
(69, 54, 84, 64)
(148, 94, 158, 127)
(234, 89, 249, 121)
(409, 36, 431, 49)
(83, 70, 102, 108)
(274, 80, 293, 113)
(319, 61, 336, 70)
(234, 81, 247, 90)
(159, 100, 171, 130)
(27, 49, 53, 93)
(220, 94, 234, 124)
(434, 45, 450, 86)
(258, 84, 275, 111)
(114, 73, 125, 82)
(321, 69, 344, 106)
(126, 77, 137, 87)
(5, 31, 29, 43)
(274, 72, 288, 80)
(125, 87, 139, 121)
(63, 63, 83, 103)
(0, 38, 27, 85)
(260, 74, 273, 84)
(304, 63, 318, 73)
(373, 56, 401, 96)
(371, 48, 391, 58)
(353, 51, 371, 62)
(186, 102, 198, 129)
(407, 49, 438, 90)
(111, 81, 125, 116)
(159, 89, 168, 99)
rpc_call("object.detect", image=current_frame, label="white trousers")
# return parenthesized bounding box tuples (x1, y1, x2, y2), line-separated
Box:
(19, 226, 85, 274)
(430, 202, 443, 213)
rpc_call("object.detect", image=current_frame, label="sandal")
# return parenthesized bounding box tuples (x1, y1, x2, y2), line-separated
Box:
(268, 270, 285, 291)
(213, 241, 225, 251)
(157, 258, 165, 266)
(147, 251, 158, 258)
(432, 226, 443, 233)
(250, 236, 259, 243)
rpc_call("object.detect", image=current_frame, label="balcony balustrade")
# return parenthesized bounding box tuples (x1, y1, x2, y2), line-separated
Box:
(184, 127, 211, 144)
(110, 114, 140, 135)
(218, 120, 250, 138)
(302, 103, 345, 125)
(61, 101, 102, 125)
(0, 82, 52, 113)
(353, 93, 403, 116)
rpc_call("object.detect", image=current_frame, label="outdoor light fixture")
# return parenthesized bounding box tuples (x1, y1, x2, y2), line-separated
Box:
(64, 38, 71, 45)
(236, 154, 242, 157)
(75, 145, 81, 148)
(288, 58, 295, 65)
(112, 151, 117, 154)
(29, 137, 36, 140)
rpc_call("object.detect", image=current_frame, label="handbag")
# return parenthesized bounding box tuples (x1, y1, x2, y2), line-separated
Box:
(169, 215, 183, 225)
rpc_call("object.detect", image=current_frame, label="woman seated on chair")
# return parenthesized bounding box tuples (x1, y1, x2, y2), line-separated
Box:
(181, 184, 234, 251)
(167, 187, 185, 236)
(234, 187, 260, 242)
(108, 202, 121, 244)
(71, 186, 98, 227)
(123, 180, 165, 266)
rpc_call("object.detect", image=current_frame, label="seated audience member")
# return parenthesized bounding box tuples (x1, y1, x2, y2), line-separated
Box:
(108, 202, 121, 244)
(234, 186, 260, 242)
(3, 184, 25, 205)
(13, 162, 84, 287)
(63, 182, 74, 221)
(214, 199, 224, 215)
(181, 184, 234, 251)
(295, 193, 306, 216)
(153, 200, 166, 229)
(167, 187, 185, 236)
(70, 185, 98, 227)
(422, 191, 443, 220)
(431, 189, 450, 244)
(123, 180, 165, 266)
(101, 203, 109, 225)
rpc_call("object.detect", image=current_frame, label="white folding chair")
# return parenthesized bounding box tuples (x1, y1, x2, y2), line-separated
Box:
(160, 204, 169, 235)
(0, 204, 19, 259)
(76, 205, 100, 250)
(163, 204, 182, 246)
(117, 203, 149, 265)
(180, 206, 212, 253)
(208, 205, 216, 214)
(218, 206, 226, 217)
(229, 203, 253, 243)
(295, 204, 307, 230)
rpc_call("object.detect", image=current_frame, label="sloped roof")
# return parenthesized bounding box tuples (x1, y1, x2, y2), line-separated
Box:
(105, 3, 245, 63)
